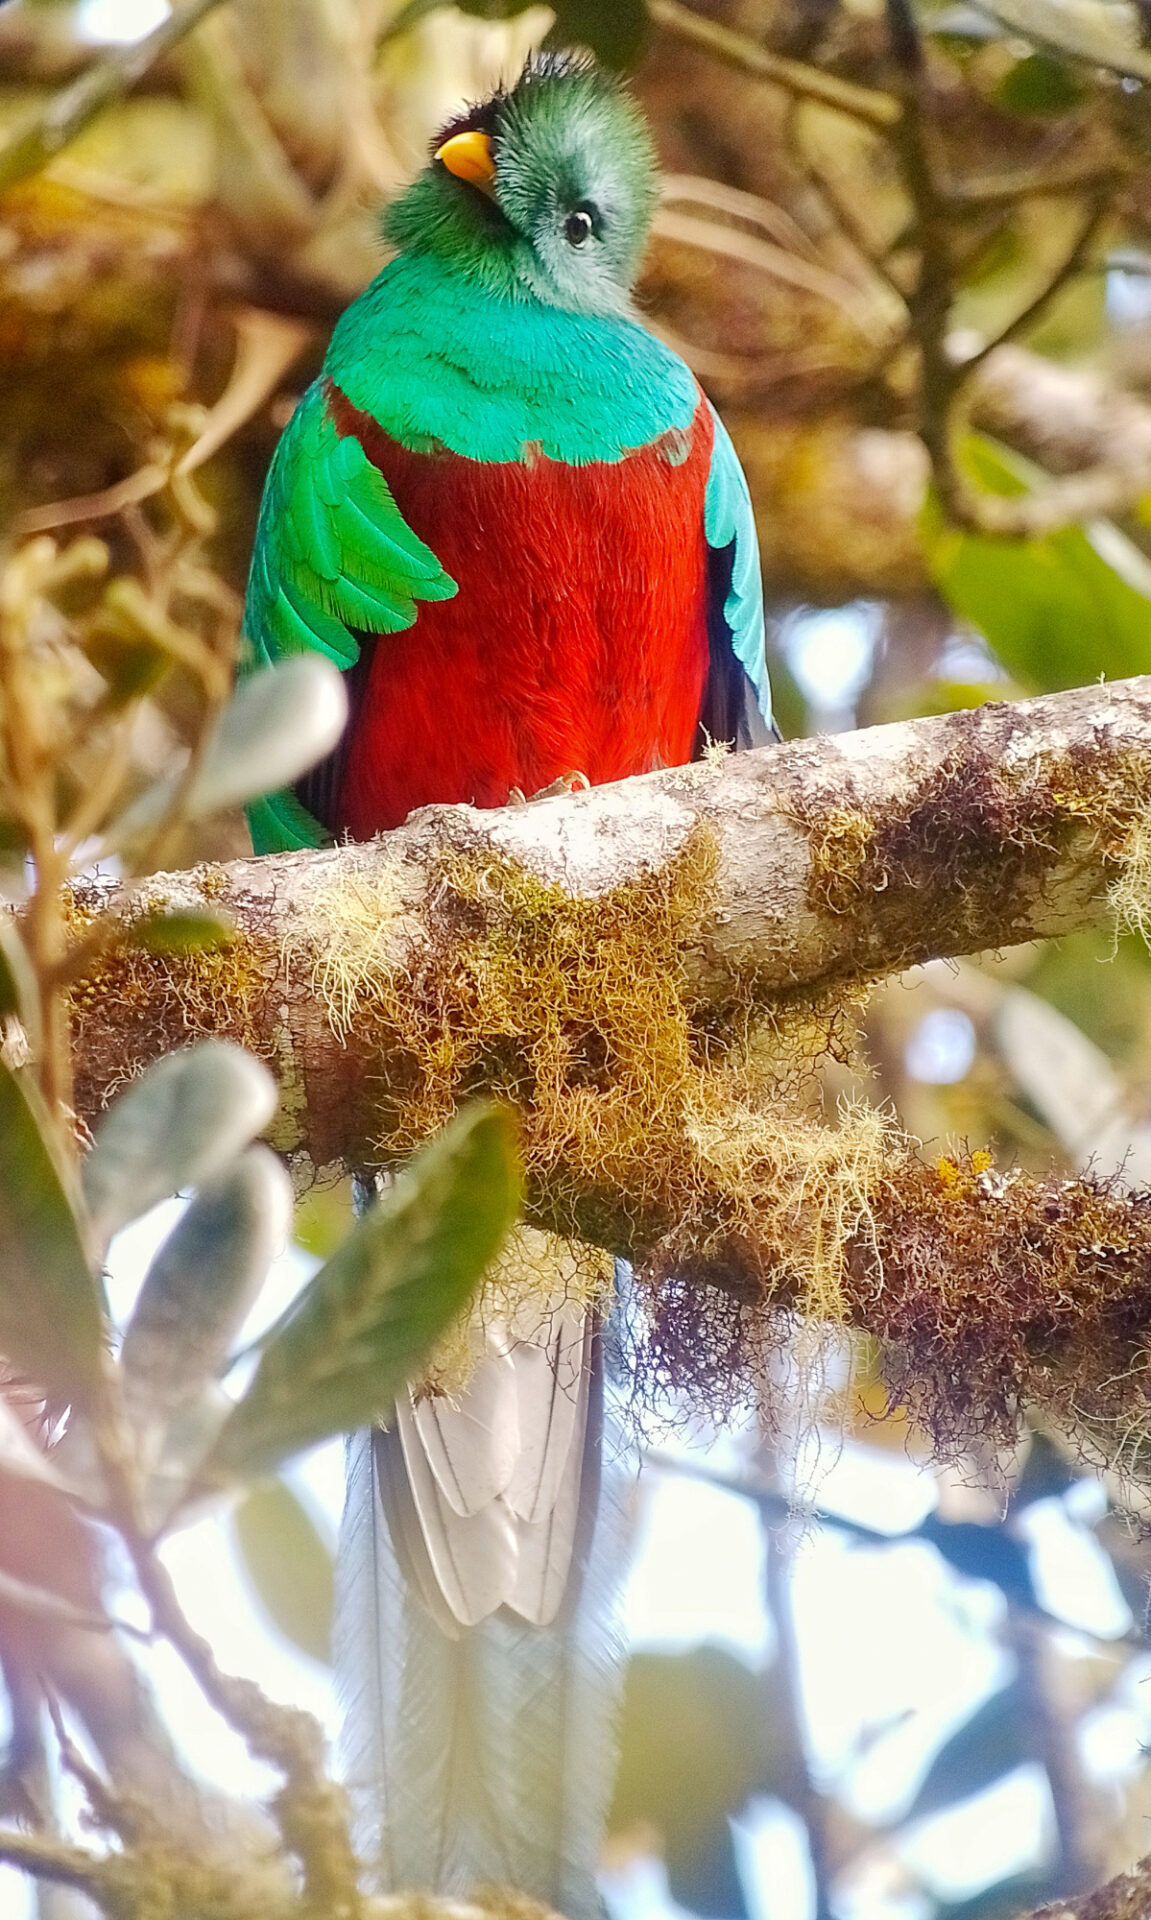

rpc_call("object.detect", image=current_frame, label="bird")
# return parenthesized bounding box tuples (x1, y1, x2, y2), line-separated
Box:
(240, 49, 774, 1920)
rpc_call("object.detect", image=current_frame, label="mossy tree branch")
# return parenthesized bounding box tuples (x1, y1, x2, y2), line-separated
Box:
(65, 675, 1151, 1171)
(52, 673, 1151, 1463)
(1032, 1851, 1151, 1920)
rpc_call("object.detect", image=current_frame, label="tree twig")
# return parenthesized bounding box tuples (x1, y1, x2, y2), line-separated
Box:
(0, 0, 224, 196)
(0, 1827, 111, 1896)
(0, 1565, 149, 1642)
(956, 193, 1111, 378)
(648, 0, 901, 131)
(92, 1426, 364, 1920)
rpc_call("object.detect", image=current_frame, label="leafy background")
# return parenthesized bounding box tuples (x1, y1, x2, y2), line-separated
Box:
(9, 0, 1151, 1914)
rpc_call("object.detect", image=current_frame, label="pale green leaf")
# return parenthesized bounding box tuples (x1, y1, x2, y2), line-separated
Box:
(230, 1478, 334, 1664)
(204, 1104, 520, 1480)
(0, 918, 41, 1053)
(0, 1061, 104, 1405)
(121, 1146, 292, 1437)
(110, 655, 347, 846)
(83, 1042, 278, 1251)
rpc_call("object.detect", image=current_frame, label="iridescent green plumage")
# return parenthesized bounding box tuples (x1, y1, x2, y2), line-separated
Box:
(241, 56, 769, 851)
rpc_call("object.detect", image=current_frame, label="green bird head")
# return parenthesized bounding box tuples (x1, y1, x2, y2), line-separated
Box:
(385, 53, 659, 319)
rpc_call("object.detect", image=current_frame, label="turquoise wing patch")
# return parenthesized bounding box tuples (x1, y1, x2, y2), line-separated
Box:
(246, 789, 330, 855)
(241, 380, 458, 853)
(703, 405, 772, 733)
(243, 380, 457, 675)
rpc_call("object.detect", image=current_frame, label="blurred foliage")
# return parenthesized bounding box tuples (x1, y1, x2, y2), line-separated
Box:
(924, 439, 1151, 694)
(230, 1477, 335, 1664)
(6, 0, 1151, 1915)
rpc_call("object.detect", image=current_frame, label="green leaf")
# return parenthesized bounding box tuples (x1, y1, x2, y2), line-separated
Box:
(110, 655, 347, 847)
(925, 435, 1151, 692)
(204, 1104, 520, 1481)
(546, 0, 648, 68)
(124, 909, 236, 955)
(230, 1478, 334, 1664)
(996, 51, 1083, 113)
(140, 1384, 235, 1531)
(0, 918, 41, 1053)
(0, 1061, 104, 1405)
(121, 1147, 292, 1438)
(83, 1042, 278, 1251)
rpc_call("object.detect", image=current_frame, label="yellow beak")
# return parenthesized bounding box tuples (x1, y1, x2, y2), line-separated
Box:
(435, 129, 497, 196)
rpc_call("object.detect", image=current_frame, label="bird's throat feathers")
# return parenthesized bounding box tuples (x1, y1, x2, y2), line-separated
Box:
(326, 249, 700, 468)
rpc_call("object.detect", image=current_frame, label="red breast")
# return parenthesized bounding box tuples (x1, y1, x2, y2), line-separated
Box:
(329, 385, 714, 837)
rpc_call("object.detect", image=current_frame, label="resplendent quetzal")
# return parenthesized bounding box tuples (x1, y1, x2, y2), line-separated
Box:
(241, 51, 773, 1920)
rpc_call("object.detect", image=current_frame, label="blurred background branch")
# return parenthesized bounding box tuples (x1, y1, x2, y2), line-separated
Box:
(12, 1, 1151, 1917)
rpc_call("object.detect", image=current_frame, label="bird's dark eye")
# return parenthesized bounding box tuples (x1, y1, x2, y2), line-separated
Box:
(564, 208, 594, 248)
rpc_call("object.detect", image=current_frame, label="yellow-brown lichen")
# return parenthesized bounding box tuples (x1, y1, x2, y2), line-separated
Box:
(298, 827, 894, 1411)
(285, 817, 1151, 1448)
(305, 829, 723, 1213)
(64, 883, 282, 1116)
(1108, 798, 1151, 944)
(856, 1157, 1151, 1454)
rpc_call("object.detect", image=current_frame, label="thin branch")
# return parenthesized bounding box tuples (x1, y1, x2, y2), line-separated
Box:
(648, 0, 901, 131)
(865, 0, 1117, 537)
(45, 1693, 144, 1846)
(0, 1565, 149, 1642)
(14, 467, 169, 540)
(643, 1450, 890, 1540)
(958, 194, 1110, 376)
(946, 161, 1127, 207)
(15, 305, 310, 543)
(175, 307, 312, 477)
(90, 1425, 364, 1919)
(883, 0, 958, 507)
(795, 150, 911, 303)
(0, 0, 224, 196)
(0, 1827, 111, 1895)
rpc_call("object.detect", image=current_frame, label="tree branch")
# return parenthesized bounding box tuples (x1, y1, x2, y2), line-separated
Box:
(1032, 1851, 1151, 1920)
(65, 676, 1151, 1168)
(54, 675, 1151, 1457)
(648, 0, 901, 130)
(722, 344, 1151, 601)
(0, 0, 224, 196)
